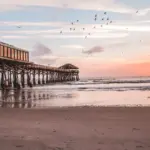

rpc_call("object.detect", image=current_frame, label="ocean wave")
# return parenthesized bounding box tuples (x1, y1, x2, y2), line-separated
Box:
(76, 86, 150, 91)
(33, 85, 150, 91)
(67, 78, 150, 85)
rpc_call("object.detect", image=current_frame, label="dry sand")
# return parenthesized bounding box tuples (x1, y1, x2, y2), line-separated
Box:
(0, 107, 150, 150)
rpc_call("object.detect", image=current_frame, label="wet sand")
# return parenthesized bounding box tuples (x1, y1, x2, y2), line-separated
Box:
(0, 107, 150, 150)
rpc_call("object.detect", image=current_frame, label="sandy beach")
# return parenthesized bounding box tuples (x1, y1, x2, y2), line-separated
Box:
(0, 107, 150, 150)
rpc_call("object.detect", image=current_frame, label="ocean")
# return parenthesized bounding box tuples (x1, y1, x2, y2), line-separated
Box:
(1, 76, 150, 108)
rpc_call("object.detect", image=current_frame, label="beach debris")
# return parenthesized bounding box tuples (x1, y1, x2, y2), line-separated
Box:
(20, 136, 24, 139)
(136, 145, 144, 148)
(36, 121, 40, 125)
(15, 145, 24, 148)
(98, 141, 104, 145)
(132, 127, 140, 132)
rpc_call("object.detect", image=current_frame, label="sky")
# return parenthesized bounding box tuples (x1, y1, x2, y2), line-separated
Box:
(0, 0, 150, 77)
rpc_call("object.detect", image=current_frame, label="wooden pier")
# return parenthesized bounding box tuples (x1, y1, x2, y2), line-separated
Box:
(0, 42, 79, 89)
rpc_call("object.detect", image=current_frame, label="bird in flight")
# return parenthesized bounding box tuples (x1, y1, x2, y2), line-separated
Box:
(60, 31, 62, 34)
(77, 20, 79, 22)
(104, 12, 107, 15)
(17, 26, 22, 28)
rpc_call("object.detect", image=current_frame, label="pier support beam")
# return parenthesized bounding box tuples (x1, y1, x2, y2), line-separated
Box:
(33, 70, 36, 86)
(21, 69, 25, 88)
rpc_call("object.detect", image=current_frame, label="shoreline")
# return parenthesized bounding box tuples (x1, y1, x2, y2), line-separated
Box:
(0, 106, 150, 150)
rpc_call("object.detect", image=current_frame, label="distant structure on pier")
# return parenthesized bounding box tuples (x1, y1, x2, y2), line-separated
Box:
(0, 41, 79, 89)
(59, 63, 79, 70)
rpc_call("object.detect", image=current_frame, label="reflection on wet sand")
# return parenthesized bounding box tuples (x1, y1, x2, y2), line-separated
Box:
(0, 89, 78, 108)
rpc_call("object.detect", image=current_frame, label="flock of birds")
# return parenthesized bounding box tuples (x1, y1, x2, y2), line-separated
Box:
(59, 11, 113, 39)
(58, 10, 140, 40)
(16, 10, 140, 39)
(15, 9, 141, 54)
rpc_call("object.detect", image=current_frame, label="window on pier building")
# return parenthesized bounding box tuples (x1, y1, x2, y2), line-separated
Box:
(0, 45, 4, 57)
(18, 50, 20, 60)
(4, 46, 8, 57)
(25, 52, 29, 61)
(21, 51, 23, 61)
(8, 48, 11, 58)
(11, 49, 14, 59)
(23, 52, 26, 61)
(14, 49, 18, 60)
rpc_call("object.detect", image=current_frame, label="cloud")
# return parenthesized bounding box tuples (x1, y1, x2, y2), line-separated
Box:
(0, 35, 29, 39)
(0, 5, 22, 12)
(136, 8, 150, 16)
(60, 45, 84, 49)
(0, 21, 68, 27)
(31, 43, 52, 57)
(0, 0, 135, 13)
(103, 24, 150, 32)
(1, 32, 128, 39)
(82, 46, 104, 55)
(43, 33, 128, 39)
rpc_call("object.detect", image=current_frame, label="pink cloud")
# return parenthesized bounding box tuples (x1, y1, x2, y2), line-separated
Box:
(82, 46, 104, 55)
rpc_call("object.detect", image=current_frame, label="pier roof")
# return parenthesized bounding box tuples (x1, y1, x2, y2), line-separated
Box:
(58, 63, 79, 70)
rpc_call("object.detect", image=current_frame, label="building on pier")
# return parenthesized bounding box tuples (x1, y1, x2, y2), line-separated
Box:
(0, 42, 79, 89)
(0, 42, 29, 62)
